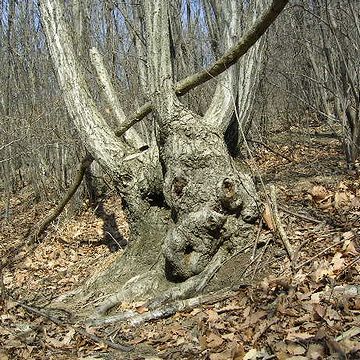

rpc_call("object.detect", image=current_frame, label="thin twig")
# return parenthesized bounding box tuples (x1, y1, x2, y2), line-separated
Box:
(13, 299, 133, 352)
(251, 219, 263, 260)
(0, 259, 6, 305)
(336, 254, 360, 279)
(292, 237, 313, 266)
(269, 185, 294, 262)
(279, 205, 325, 224)
(295, 238, 348, 270)
(251, 237, 272, 279)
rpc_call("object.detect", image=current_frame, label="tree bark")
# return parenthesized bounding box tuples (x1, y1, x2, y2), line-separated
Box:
(145, 0, 260, 281)
(39, 0, 289, 316)
(40, 0, 163, 219)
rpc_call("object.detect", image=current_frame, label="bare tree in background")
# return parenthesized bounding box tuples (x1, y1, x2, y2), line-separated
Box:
(310, 0, 360, 168)
(272, 0, 360, 168)
(0, 0, 84, 209)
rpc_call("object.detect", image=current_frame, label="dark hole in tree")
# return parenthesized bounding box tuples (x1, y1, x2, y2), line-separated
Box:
(164, 258, 187, 283)
(224, 105, 240, 157)
(146, 191, 166, 208)
(184, 243, 193, 255)
(172, 176, 187, 197)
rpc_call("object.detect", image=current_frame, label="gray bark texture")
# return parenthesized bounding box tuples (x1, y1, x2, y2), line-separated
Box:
(39, 0, 289, 314)
(145, 0, 260, 281)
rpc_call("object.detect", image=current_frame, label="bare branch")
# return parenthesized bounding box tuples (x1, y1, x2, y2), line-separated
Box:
(114, 0, 289, 135)
(175, 0, 289, 96)
(89, 47, 145, 149)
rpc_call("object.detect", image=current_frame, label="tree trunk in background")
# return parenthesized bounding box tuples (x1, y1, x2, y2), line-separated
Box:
(298, 0, 360, 168)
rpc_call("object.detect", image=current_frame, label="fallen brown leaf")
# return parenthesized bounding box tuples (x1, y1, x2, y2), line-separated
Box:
(207, 332, 224, 348)
(310, 185, 329, 201)
(262, 204, 275, 231)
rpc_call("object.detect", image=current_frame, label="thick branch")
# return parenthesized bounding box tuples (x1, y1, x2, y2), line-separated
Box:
(114, 102, 152, 137)
(176, 0, 288, 95)
(33, 154, 94, 240)
(114, 0, 289, 135)
(89, 47, 145, 149)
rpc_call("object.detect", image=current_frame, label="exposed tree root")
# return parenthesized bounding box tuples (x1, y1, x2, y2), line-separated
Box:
(94, 248, 229, 316)
(90, 283, 248, 327)
(95, 266, 164, 315)
(12, 298, 133, 352)
(88, 249, 256, 327)
(50, 213, 261, 325)
(147, 248, 228, 309)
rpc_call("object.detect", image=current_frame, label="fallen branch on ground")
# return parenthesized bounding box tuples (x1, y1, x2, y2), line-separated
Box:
(247, 139, 293, 162)
(32, 154, 94, 242)
(269, 185, 294, 262)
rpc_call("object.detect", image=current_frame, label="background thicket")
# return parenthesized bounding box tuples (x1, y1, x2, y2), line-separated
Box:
(1, 0, 358, 211)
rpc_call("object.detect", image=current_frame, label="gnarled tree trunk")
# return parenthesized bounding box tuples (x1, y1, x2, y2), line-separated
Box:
(39, 0, 289, 318)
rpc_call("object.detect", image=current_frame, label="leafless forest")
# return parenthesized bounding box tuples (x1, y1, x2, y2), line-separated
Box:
(1, 0, 360, 359)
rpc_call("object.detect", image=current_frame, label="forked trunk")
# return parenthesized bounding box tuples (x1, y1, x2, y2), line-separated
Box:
(39, 0, 288, 316)
(145, 0, 260, 282)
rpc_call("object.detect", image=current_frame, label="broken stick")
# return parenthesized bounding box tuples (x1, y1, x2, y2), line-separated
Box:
(269, 185, 294, 262)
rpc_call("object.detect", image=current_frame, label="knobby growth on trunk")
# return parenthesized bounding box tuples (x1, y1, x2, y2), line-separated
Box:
(39, 0, 289, 317)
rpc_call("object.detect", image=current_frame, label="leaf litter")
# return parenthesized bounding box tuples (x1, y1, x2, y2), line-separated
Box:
(0, 126, 359, 359)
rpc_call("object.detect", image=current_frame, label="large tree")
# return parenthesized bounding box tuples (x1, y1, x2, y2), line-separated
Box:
(39, 0, 289, 318)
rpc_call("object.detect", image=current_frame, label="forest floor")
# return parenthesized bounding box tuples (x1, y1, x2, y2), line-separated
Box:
(1, 124, 360, 360)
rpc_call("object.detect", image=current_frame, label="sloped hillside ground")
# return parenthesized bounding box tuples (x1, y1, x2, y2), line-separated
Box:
(1, 125, 360, 360)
